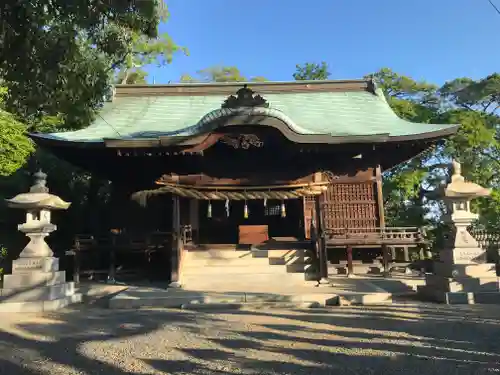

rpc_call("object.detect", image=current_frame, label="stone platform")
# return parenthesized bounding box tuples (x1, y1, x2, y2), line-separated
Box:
(417, 263, 500, 305)
(107, 276, 425, 309)
(0, 257, 82, 312)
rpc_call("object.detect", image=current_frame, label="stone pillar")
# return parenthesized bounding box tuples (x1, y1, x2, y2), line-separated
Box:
(417, 161, 495, 304)
(1, 170, 82, 312)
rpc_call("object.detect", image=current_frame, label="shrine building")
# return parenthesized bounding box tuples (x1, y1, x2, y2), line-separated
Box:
(30, 79, 459, 287)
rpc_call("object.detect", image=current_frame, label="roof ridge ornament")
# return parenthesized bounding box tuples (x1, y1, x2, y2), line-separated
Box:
(221, 84, 269, 109)
(367, 76, 378, 93)
(30, 169, 49, 193)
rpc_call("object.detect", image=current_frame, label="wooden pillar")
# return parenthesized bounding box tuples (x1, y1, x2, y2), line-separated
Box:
(403, 246, 410, 262)
(170, 195, 182, 287)
(346, 246, 354, 277)
(376, 165, 389, 277)
(72, 237, 81, 284)
(314, 196, 329, 284)
(382, 245, 390, 277)
(390, 247, 396, 261)
(189, 199, 199, 243)
(375, 165, 385, 227)
(108, 233, 117, 283)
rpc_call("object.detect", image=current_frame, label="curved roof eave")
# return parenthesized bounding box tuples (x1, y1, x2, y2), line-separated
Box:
(28, 103, 460, 147)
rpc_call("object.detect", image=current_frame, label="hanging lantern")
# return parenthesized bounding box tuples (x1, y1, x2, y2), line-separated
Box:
(263, 198, 267, 207)
(225, 199, 230, 217)
(207, 200, 212, 218)
(244, 200, 249, 219)
(281, 200, 286, 218)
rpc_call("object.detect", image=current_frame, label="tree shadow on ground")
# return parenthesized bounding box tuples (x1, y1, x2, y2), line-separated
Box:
(1, 302, 500, 374)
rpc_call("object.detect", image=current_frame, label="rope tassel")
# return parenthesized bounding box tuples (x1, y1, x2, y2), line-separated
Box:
(207, 200, 212, 218)
(244, 201, 249, 219)
(281, 201, 286, 218)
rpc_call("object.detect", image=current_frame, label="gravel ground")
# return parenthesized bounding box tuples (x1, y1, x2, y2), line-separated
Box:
(1, 302, 500, 374)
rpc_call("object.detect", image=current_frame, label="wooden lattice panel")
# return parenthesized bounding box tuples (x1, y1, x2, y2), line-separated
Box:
(322, 183, 378, 231)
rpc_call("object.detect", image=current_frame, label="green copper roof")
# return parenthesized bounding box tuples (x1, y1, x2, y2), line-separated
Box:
(35, 82, 458, 143)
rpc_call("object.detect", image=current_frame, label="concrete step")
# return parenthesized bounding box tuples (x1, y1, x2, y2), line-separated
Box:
(331, 293, 393, 306)
(184, 248, 307, 260)
(331, 262, 411, 267)
(329, 265, 384, 275)
(182, 263, 306, 275)
(183, 254, 306, 267)
(252, 249, 307, 258)
(268, 255, 305, 265)
(182, 257, 274, 267)
(109, 287, 334, 309)
(108, 287, 395, 309)
(181, 273, 308, 286)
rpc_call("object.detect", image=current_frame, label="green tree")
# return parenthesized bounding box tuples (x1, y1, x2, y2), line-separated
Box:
(180, 66, 267, 83)
(115, 29, 188, 84)
(0, 112, 34, 177)
(293, 62, 331, 80)
(370, 68, 500, 235)
(0, 86, 34, 176)
(0, 0, 182, 129)
(0, 1, 186, 254)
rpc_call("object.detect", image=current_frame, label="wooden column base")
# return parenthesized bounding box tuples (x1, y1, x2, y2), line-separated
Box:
(346, 246, 354, 276)
(382, 245, 390, 277)
(316, 278, 331, 287)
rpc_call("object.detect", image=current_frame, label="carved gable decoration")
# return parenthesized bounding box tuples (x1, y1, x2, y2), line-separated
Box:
(220, 134, 264, 149)
(221, 84, 269, 109)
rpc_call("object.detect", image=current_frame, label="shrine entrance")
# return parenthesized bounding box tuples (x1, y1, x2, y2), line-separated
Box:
(197, 199, 305, 244)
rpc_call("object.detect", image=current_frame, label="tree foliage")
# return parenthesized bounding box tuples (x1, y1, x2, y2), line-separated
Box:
(0, 110, 34, 177)
(0, 1, 185, 255)
(293, 62, 330, 80)
(371, 68, 500, 233)
(115, 30, 188, 85)
(180, 66, 267, 83)
(0, 0, 182, 129)
(0, 86, 34, 176)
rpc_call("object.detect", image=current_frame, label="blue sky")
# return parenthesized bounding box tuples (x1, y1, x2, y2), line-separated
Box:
(147, 0, 499, 85)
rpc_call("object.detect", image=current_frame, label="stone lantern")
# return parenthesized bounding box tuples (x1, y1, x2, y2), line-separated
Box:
(0, 170, 82, 312)
(417, 160, 498, 304)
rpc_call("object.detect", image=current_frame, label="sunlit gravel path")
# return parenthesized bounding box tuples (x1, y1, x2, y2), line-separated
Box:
(1, 302, 500, 374)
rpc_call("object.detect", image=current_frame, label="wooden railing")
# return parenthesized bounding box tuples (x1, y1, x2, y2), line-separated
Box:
(324, 227, 426, 246)
(66, 229, 191, 283)
(469, 228, 500, 250)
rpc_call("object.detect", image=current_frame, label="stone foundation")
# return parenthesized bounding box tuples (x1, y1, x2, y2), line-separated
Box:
(0, 256, 82, 312)
(417, 262, 500, 304)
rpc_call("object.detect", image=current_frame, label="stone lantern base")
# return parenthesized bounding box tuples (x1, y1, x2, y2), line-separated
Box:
(417, 262, 500, 304)
(0, 257, 81, 312)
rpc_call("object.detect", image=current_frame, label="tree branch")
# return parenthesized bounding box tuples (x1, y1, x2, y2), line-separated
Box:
(488, 0, 500, 15)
